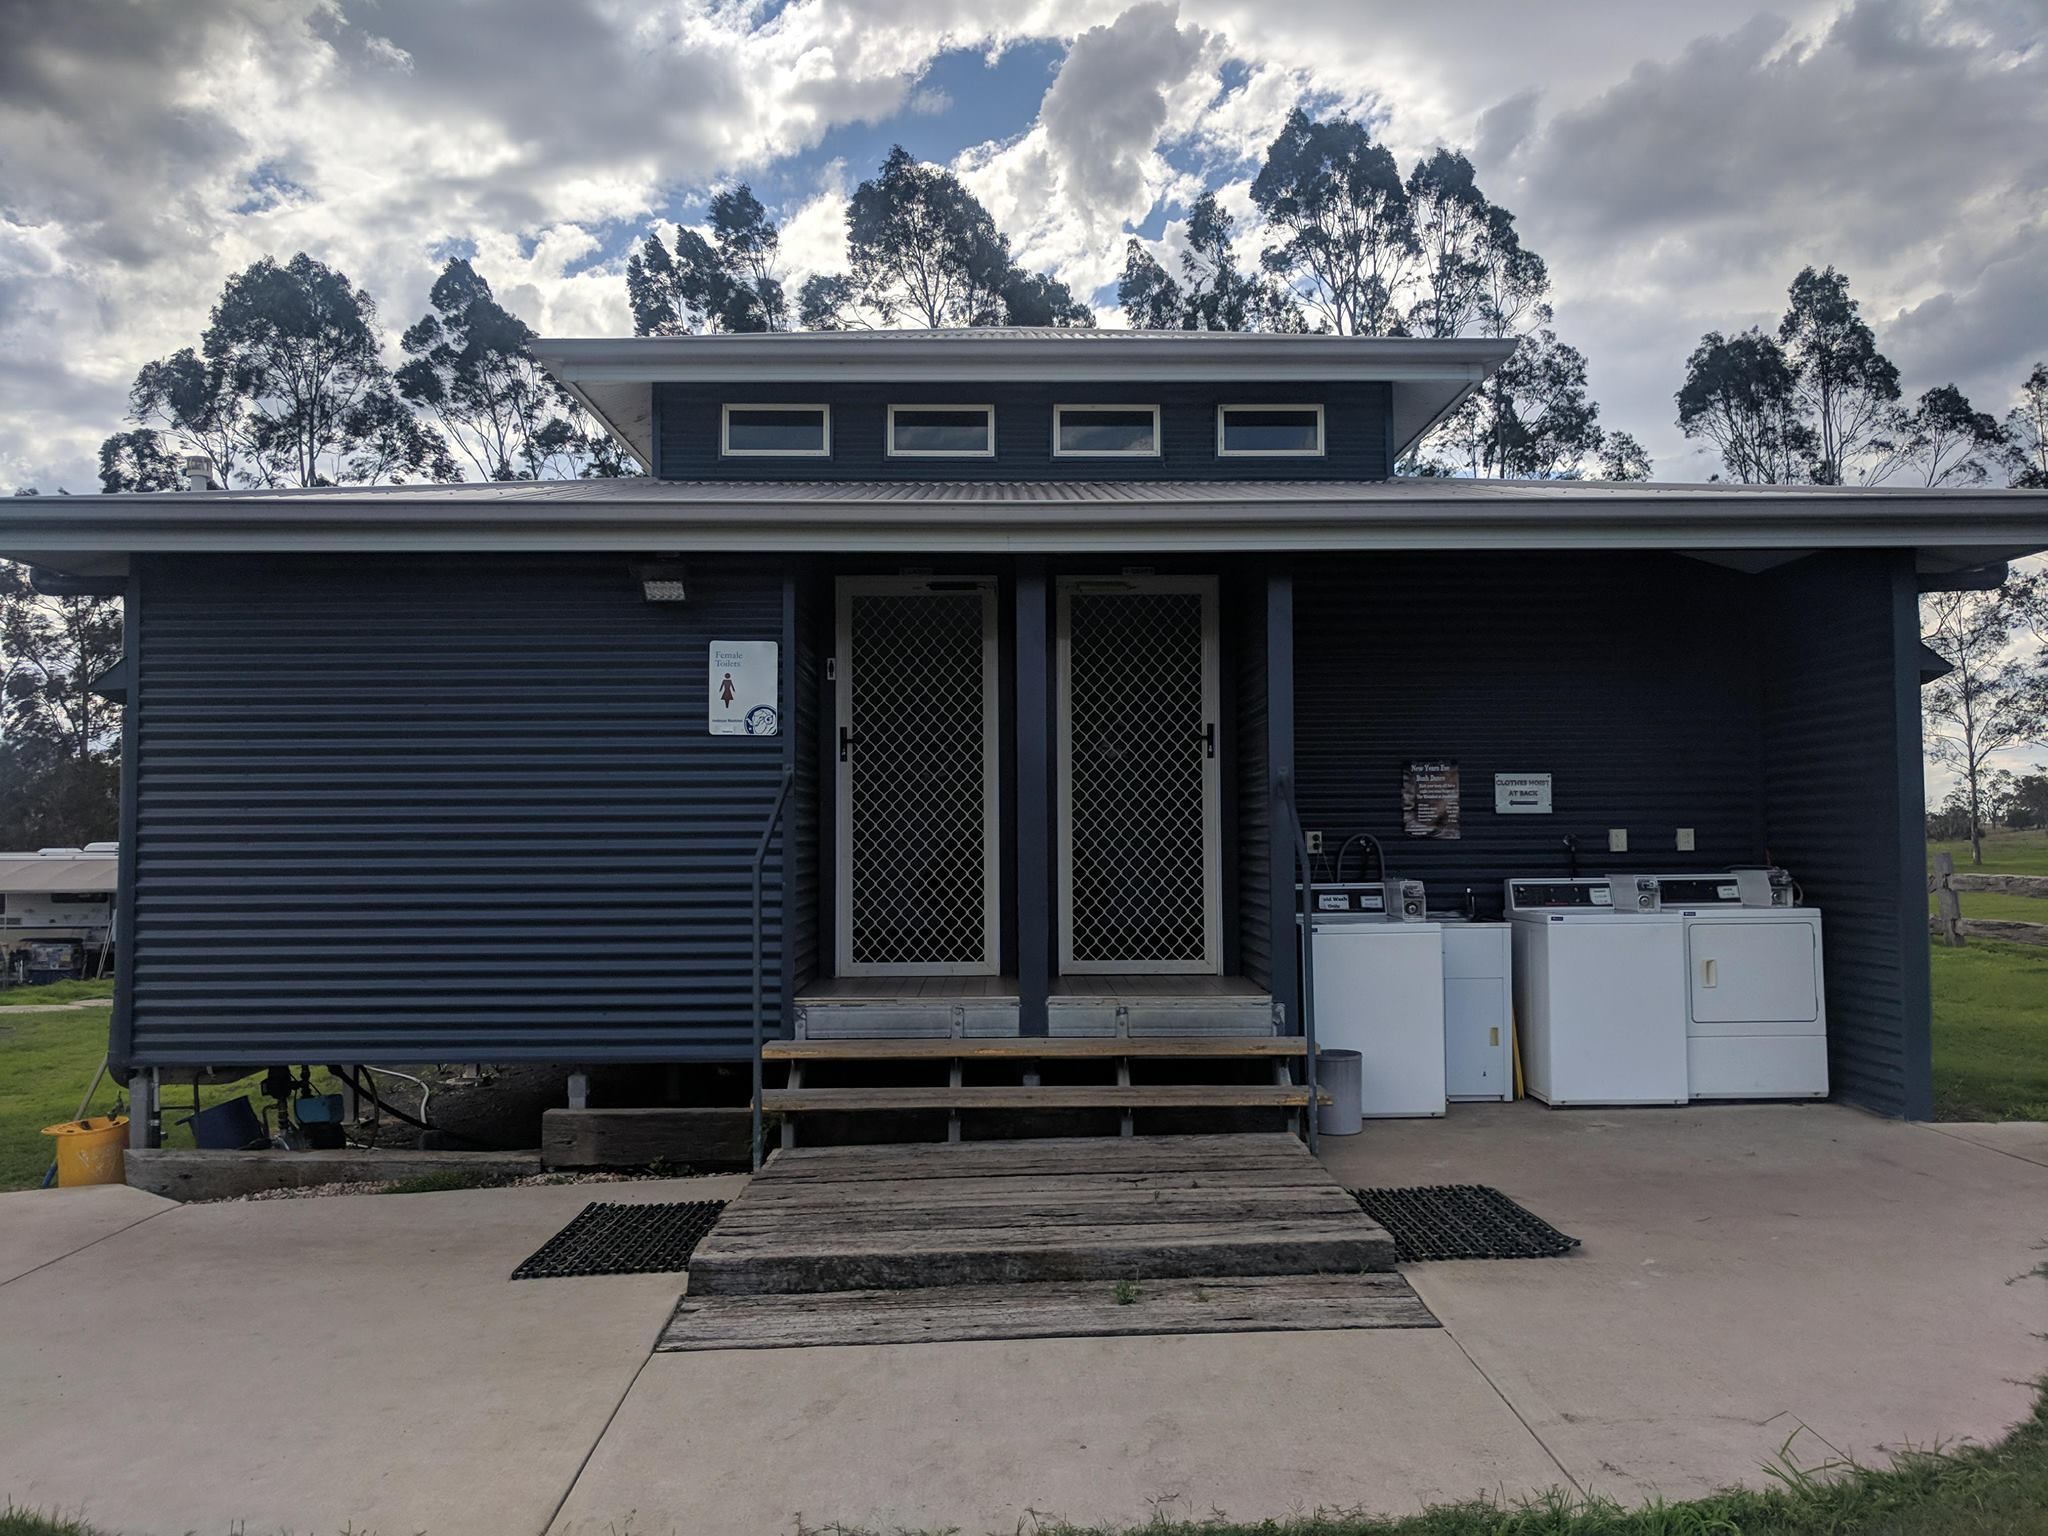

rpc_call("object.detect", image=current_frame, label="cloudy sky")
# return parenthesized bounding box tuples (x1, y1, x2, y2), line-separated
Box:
(1, 0, 2045, 500)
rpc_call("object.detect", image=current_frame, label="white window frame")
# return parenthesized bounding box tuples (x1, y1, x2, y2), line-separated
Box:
(1215, 402, 1326, 458)
(1051, 402, 1163, 459)
(720, 402, 832, 458)
(885, 403, 995, 459)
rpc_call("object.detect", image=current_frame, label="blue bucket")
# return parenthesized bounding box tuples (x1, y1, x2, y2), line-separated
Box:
(183, 1095, 267, 1150)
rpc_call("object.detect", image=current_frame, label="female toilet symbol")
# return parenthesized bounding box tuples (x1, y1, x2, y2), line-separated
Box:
(719, 672, 736, 708)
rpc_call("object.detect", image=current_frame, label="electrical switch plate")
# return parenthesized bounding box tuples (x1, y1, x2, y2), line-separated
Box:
(1304, 830, 1324, 854)
(1676, 827, 1696, 851)
(1608, 828, 1629, 853)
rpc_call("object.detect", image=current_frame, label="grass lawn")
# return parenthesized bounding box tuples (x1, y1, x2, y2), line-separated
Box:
(0, 1005, 342, 1192)
(0, 978, 115, 1008)
(1930, 890, 2048, 925)
(5, 1389, 2045, 1534)
(1930, 938, 2048, 1122)
(1930, 830, 2048, 876)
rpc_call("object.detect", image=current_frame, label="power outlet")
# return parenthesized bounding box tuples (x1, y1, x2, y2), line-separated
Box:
(1305, 830, 1324, 855)
(1608, 828, 1629, 853)
(1676, 827, 1696, 852)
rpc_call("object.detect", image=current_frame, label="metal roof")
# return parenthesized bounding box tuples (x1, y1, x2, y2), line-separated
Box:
(4, 476, 2044, 575)
(0, 851, 117, 894)
(531, 330, 1517, 466)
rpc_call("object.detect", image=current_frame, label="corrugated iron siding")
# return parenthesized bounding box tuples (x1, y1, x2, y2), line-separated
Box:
(1234, 572, 1274, 993)
(655, 382, 1392, 482)
(1294, 553, 1769, 895)
(125, 553, 790, 1066)
(1762, 551, 1930, 1117)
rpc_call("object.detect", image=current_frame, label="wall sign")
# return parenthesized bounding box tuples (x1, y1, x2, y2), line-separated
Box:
(1402, 759, 1461, 839)
(709, 641, 779, 736)
(1494, 773, 1553, 815)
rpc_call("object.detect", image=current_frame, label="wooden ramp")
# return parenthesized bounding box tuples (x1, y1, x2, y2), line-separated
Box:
(686, 1134, 1394, 1296)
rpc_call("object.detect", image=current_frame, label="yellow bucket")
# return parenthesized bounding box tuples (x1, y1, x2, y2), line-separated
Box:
(42, 1116, 129, 1188)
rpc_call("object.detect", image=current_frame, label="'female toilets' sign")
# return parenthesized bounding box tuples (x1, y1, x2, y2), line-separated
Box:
(708, 641, 779, 736)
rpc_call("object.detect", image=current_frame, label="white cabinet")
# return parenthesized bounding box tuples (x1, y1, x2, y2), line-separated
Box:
(1442, 923, 1513, 1102)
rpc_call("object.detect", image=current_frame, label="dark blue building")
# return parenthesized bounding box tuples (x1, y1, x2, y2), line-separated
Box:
(7, 329, 2045, 1132)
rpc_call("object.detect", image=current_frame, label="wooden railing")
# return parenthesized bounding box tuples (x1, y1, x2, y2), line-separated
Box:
(1929, 851, 2048, 946)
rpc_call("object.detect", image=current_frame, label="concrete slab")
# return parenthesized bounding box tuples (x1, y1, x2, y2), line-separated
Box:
(549, 1328, 1564, 1536)
(1924, 1119, 2048, 1169)
(0, 1174, 745, 1536)
(0, 1184, 173, 1286)
(1319, 1102, 2048, 1505)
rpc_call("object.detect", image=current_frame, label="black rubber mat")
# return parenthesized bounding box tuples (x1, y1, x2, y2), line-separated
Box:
(1353, 1185, 1579, 1263)
(511, 1200, 726, 1280)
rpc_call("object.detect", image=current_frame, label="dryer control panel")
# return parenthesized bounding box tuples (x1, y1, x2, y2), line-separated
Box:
(1612, 874, 1744, 912)
(1505, 878, 1614, 913)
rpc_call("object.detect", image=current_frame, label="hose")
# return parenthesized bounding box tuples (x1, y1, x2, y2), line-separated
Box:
(334, 1066, 492, 1149)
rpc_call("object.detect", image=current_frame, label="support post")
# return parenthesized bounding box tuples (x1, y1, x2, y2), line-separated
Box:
(1931, 852, 1964, 946)
(1014, 560, 1051, 1038)
(127, 1069, 158, 1150)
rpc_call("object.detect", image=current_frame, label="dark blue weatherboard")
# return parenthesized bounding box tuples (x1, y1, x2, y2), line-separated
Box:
(1761, 551, 1931, 1119)
(653, 381, 1394, 482)
(1233, 567, 1274, 996)
(121, 553, 790, 1067)
(1293, 552, 1770, 898)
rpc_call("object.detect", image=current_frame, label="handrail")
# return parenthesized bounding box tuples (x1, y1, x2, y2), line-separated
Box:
(1276, 769, 1319, 1155)
(751, 766, 796, 1172)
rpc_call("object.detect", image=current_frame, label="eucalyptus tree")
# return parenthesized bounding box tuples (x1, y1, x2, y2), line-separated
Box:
(1777, 265, 1900, 484)
(1675, 328, 1813, 483)
(1922, 578, 2046, 865)
(1597, 432, 1653, 482)
(1437, 329, 1606, 478)
(2006, 361, 2048, 487)
(0, 562, 122, 845)
(1118, 191, 1301, 331)
(1250, 108, 1417, 337)
(96, 429, 185, 492)
(399, 258, 588, 480)
(130, 252, 437, 486)
(1868, 384, 2008, 487)
(799, 146, 1089, 330)
(627, 184, 788, 335)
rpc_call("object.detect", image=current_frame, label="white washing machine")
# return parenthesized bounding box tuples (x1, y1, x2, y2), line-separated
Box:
(1506, 878, 1688, 1106)
(1305, 910, 1446, 1118)
(1614, 874, 1828, 1099)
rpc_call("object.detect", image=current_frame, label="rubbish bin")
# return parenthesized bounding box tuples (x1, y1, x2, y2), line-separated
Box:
(1316, 1049, 1363, 1136)
(42, 1116, 128, 1187)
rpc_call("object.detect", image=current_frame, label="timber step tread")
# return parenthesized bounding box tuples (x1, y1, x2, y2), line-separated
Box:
(660, 1271, 1437, 1351)
(762, 1084, 1327, 1113)
(765, 1036, 1304, 1060)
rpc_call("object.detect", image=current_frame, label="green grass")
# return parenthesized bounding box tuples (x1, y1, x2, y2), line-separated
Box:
(0, 978, 114, 1008)
(1930, 890, 2048, 925)
(0, 1008, 343, 1191)
(1931, 830, 2048, 876)
(1930, 939, 2048, 1122)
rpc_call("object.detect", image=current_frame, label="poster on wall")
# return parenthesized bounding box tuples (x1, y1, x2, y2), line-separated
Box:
(708, 640, 779, 736)
(1403, 759, 1461, 839)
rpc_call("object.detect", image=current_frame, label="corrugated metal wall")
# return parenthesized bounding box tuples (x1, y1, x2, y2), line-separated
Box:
(121, 553, 790, 1066)
(1762, 551, 1930, 1117)
(1233, 572, 1274, 993)
(787, 567, 822, 1004)
(655, 382, 1392, 482)
(1295, 552, 1769, 896)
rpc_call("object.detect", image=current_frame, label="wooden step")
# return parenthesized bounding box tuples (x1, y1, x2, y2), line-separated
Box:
(762, 1084, 1327, 1114)
(686, 1134, 1397, 1295)
(764, 1035, 1306, 1061)
(661, 1272, 1437, 1351)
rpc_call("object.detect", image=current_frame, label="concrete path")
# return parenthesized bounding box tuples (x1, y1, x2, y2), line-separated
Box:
(0, 1184, 172, 1285)
(0, 1174, 744, 1536)
(1320, 1103, 2048, 1507)
(0, 1106, 2042, 1535)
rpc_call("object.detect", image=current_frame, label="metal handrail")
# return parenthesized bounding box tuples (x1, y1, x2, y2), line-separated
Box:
(751, 766, 796, 1172)
(1276, 769, 1319, 1155)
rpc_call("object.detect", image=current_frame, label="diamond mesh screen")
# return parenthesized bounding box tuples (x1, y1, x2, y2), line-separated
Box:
(847, 591, 991, 969)
(1066, 589, 1211, 966)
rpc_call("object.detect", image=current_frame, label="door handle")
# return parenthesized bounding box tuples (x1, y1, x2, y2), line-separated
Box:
(1702, 958, 1717, 988)
(838, 727, 857, 763)
(1201, 722, 1216, 759)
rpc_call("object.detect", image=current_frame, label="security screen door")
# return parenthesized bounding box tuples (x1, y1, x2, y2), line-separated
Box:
(835, 577, 999, 976)
(1056, 576, 1223, 974)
